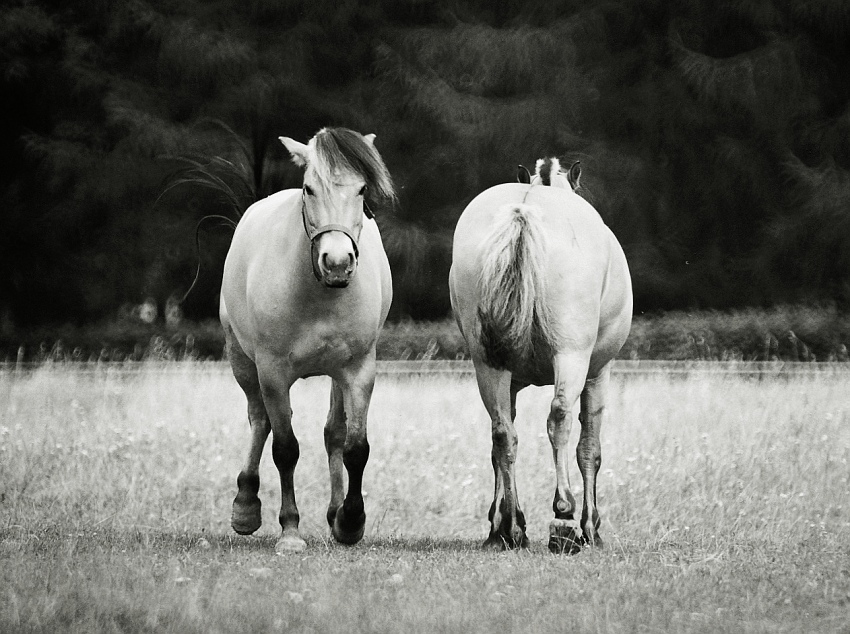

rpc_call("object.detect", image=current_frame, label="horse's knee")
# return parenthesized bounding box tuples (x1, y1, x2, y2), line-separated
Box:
(272, 433, 300, 470)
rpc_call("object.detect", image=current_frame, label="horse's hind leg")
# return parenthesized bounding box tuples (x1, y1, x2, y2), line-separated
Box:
(475, 361, 529, 550)
(577, 363, 611, 548)
(331, 355, 377, 545)
(324, 380, 346, 529)
(547, 353, 591, 554)
(226, 327, 270, 536)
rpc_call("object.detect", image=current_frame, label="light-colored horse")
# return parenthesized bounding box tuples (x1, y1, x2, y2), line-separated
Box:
(220, 127, 395, 552)
(450, 158, 632, 553)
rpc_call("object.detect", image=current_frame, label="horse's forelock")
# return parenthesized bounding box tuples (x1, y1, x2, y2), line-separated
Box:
(534, 157, 563, 187)
(313, 128, 395, 202)
(538, 158, 552, 186)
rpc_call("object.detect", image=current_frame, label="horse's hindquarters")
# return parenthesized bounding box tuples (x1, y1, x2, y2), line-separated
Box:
(450, 182, 633, 553)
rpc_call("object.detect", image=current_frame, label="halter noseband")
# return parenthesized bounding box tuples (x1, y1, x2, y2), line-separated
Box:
(301, 189, 374, 282)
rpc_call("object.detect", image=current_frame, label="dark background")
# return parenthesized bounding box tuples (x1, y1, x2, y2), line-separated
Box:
(2, 0, 849, 333)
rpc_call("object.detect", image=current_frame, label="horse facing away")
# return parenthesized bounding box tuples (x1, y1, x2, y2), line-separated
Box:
(449, 158, 632, 553)
(220, 127, 395, 553)
(517, 157, 581, 190)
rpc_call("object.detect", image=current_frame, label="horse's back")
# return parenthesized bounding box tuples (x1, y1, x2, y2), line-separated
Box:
(454, 183, 606, 250)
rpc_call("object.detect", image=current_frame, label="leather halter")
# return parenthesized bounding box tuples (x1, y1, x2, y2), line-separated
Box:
(300, 189, 374, 281)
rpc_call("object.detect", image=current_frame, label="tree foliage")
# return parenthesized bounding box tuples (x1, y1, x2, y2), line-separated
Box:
(1, 0, 848, 329)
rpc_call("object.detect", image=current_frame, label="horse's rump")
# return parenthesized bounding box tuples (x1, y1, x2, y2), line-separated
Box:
(477, 202, 556, 370)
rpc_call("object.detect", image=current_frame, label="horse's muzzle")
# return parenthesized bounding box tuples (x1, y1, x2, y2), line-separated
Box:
(321, 269, 355, 288)
(317, 246, 357, 288)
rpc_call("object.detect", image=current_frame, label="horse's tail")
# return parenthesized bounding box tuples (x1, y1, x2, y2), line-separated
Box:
(477, 203, 556, 369)
(179, 214, 237, 304)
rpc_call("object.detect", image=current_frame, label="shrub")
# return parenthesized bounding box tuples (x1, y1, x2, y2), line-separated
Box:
(3, 305, 849, 363)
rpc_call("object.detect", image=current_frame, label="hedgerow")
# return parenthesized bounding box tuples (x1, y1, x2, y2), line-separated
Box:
(3, 305, 848, 363)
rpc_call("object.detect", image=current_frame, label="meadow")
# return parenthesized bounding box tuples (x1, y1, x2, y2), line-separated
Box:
(1, 361, 849, 633)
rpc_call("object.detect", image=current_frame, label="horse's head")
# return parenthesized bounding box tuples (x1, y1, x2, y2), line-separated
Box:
(531, 158, 581, 191)
(281, 128, 395, 288)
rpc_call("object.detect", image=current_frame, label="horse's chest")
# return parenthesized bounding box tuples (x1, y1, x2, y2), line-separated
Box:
(289, 329, 372, 376)
(253, 306, 376, 372)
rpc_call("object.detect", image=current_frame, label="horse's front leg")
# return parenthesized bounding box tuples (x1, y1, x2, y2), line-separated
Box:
(257, 360, 304, 553)
(225, 326, 269, 536)
(331, 354, 377, 545)
(475, 361, 528, 550)
(547, 353, 590, 554)
(323, 380, 346, 529)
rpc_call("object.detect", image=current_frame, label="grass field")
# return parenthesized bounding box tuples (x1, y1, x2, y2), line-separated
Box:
(1, 362, 849, 633)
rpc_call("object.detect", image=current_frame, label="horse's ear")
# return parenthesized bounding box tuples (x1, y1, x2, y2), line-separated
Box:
(516, 165, 531, 184)
(363, 133, 376, 146)
(279, 137, 309, 167)
(568, 161, 581, 190)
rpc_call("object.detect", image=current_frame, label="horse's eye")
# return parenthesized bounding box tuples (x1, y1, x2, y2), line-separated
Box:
(304, 185, 315, 196)
(358, 185, 367, 197)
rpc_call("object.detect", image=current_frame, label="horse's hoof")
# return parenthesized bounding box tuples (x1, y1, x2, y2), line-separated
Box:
(275, 533, 307, 554)
(482, 530, 528, 551)
(581, 531, 604, 549)
(482, 534, 507, 551)
(231, 497, 262, 535)
(548, 519, 582, 555)
(332, 506, 365, 545)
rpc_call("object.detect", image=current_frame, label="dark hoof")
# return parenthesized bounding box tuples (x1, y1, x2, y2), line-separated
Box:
(231, 496, 262, 535)
(482, 530, 529, 551)
(332, 506, 365, 545)
(482, 534, 507, 551)
(581, 531, 604, 549)
(548, 519, 582, 555)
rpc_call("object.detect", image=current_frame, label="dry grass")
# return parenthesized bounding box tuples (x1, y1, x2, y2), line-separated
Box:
(1, 362, 849, 633)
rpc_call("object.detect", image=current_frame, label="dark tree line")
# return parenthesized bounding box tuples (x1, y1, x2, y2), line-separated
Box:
(1, 0, 848, 330)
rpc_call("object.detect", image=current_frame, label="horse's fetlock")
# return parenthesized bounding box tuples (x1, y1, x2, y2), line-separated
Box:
(343, 496, 365, 521)
(236, 471, 260, 495)
(343, 441, 370, 471)
(278, 509, 300, 529)
(272, 436, 300, 468)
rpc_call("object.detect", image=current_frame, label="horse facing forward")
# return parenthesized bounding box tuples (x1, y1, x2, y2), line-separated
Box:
(220, 127, 394, 552)
(450, 158, 632, 553)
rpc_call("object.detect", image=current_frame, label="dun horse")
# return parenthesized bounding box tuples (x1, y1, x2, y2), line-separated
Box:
(220, 127, 394, 552)
(450, 158, 632, 553)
